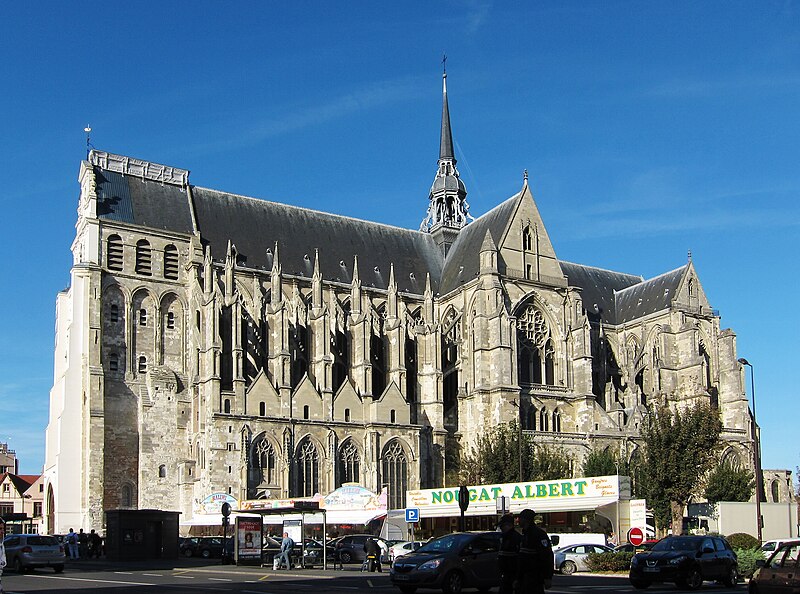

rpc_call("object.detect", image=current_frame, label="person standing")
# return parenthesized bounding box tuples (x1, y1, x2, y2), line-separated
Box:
(66, 528, 79, 560)
(78, 529, 88, 559)
(1, 519, 7, 594)
(275, 532, 294, 570)
(517, 509, 554, 593)
(497, 514, 521, 594)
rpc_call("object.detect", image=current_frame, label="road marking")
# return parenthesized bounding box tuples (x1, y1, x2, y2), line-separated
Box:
(259, 574, 271, 581)
(368, 580, 374, 587)
(26, 574, 154, 586)
(209, 577, 233, 581)
(114, 571, 134, 574)
(142, 573, 163, 576)
(174, 575, 195, 579)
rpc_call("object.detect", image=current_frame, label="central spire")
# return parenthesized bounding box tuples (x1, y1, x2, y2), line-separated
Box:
(420, 66, 471, 241)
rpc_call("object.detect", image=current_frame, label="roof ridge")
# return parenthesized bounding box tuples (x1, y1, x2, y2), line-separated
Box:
(560, 260, 643, 280)
(193, 186, 434, 237)
(615, 264, 688, 296)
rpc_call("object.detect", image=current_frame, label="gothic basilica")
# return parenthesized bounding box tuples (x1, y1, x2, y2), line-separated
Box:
(44, 73, 755, 531)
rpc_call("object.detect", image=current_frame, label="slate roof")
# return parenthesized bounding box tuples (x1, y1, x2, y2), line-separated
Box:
(614, 265, 687, 323)
(439, 192, 520, 294)
(559, 262, 643, 325)
(95, 168, 195, 234)
(191, 188, 443, 294)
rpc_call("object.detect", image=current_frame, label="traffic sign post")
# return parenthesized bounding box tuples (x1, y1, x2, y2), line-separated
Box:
(628, 526, 645, 547)
(405, 508, 420, 544)
(458, 485, 470, 532)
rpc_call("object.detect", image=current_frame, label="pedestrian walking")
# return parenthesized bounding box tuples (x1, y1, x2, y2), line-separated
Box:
(88, 529, 102, 558)
(363, 537, 381, 572)
(78, 529, 88, 559)
(1, 518, 7, 594)
(66, 528, 79, 560)
(517, 509, 554, 593)
(274, 532, 294, 570)
(497, 514, 521, 594)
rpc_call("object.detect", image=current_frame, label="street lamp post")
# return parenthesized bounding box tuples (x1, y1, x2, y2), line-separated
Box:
(738, 358, 763, 543)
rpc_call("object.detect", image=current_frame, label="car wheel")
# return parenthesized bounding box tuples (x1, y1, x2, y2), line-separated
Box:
(399, 587, 417, 594)
(561, 560, 577, 575)
(15, 557, 26, 573)
(443, 570, 464, 594)
(339, 551, 352, 564)
(53, 565, 64, 573)
(722, 566, 738, 587)
(680, 567, 703, 590)
(630, 579, 651, 590)
(183, 548, 193, 557)
(201, 549, 211, 559)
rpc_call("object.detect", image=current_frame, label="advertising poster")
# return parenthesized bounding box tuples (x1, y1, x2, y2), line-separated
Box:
(236, 516, 263, 563)
(283, 519, 303, 545)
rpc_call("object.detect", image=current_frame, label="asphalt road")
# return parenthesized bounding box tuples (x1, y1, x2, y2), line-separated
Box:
(1, 562, 747, 594)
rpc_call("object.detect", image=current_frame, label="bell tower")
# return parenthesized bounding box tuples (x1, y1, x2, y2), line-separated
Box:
(420, 65, 471, 255)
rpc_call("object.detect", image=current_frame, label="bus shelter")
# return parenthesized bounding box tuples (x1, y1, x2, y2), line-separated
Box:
(233, 502, 328, 570)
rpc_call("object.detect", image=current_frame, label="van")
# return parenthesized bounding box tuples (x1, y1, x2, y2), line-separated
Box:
(549, 533, 607, 549)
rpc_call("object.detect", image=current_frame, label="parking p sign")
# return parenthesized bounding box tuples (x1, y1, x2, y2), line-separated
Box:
(405, 507, 420, 523)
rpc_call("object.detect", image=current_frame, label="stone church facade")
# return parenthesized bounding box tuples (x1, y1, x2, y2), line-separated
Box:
(44, 74, 756, 532)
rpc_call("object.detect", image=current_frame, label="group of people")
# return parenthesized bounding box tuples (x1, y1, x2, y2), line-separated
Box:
(498, 508, 555, 594)
(64, 528, 103, 559)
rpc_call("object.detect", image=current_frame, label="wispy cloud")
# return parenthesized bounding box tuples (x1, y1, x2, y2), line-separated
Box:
(463, 0, 492, 34)
(643, 73, 800, 99)
(181, 76, 425, 158)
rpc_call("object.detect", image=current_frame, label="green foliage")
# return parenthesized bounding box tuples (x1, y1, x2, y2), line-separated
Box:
(726, 533, 760, 550)
(458, 420, 573, 484)
(585, 551, 634, 572)
(734, 548, 765, 578)
(705, 463, 755, 503)
(638, 403, 723, 533)
(582, 448, 619, 477)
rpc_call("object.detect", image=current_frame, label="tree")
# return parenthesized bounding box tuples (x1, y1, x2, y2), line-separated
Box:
(458, 420, 572, 484)
(704, 462, 755, 503)
(582, 448, 619, 477)
(638, 402, 722, 535)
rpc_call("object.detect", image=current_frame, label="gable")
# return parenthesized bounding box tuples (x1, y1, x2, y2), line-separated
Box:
(292, 375, 323, 419)
(245, 370, 283, 417)
(371, 382, 410, 424)
(496, 184, 563, 284)
(333, 381, 364, 423)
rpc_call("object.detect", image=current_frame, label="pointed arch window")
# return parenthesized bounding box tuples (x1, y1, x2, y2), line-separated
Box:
(138, 356, 147, 374)
(523, 226, 532, 251)
(517, 305, 555, 386)
(371, 310, 387, 397)
(289, 323, 309, 389)
(382, 440, 408, 509)
(107, 235, 124, 271)
(337, 440, 361, 487)
(135, 239, 152, 276)
(163, 244, 179, 280)
(552, 409, 562, 433)
(771, 480, 780, 503)
(296, 439, 319, 497)
(332, 327, 350, 393)
(252, 438, 277, 486)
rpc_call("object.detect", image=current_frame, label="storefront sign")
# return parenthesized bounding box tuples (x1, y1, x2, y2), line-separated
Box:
(236, 516, 263, 561)
(407, 475, 626, 518)
(194, 493, 239, 516)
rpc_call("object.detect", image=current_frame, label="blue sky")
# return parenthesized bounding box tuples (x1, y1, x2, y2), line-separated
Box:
(1, 2, 797, 481)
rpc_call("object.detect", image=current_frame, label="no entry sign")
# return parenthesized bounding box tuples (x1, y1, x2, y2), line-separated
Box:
(628, 526, 645, 546)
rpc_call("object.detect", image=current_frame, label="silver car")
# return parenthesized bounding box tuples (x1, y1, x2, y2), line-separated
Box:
(3, 534, 66, 573)
(554, 543, 613, 575)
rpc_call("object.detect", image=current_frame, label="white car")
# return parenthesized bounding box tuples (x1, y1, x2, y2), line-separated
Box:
(554, 543, 613, 575)
(388, 540, 423, 563)
(761, 539, 796, 554)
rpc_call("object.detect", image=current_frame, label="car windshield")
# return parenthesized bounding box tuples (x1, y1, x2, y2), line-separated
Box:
(651, 538, 701, 552)
(417, 534, 472, 553)
(28, 536, 58, 546)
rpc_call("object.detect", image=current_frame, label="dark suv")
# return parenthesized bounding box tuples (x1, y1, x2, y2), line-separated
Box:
(331, 534, 387, 564)
(180, 536, 232, 559)
(390, 531, 501, 594)
(629, 535, 737, 590)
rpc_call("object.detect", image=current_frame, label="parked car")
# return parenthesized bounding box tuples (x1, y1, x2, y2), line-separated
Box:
(330, 534, 388, 564)
(389, 541, 423, 564)
(390, 531, 501, 594)
(750, 540, 800, 594)
(554, 543, 613, 574)
(761, 539, 797, 555)
(180, 536, 232, 559)
(629, 535, 738, 590)
(3, 534, 66, 573)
